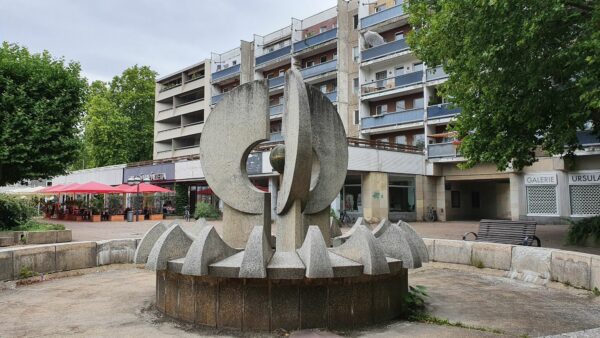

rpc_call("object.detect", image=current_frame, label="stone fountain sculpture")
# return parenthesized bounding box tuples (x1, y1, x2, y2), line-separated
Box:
(134, 70, 428, 331)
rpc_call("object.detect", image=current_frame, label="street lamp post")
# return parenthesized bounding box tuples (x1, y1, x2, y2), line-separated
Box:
(127, 176, 142, 222)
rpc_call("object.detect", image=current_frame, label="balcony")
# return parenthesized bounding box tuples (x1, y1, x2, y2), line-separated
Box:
(211, 63, 241, 82)
(256, 45, 291, 67)
(361, 108, 424, 130)
(155, 126, 181, 142)
(361, 5, 404, 29)
(269, 104, 283, 116)
(293, 28, 337, 53)
(212, 93, 224, 105)
(173, 145, 200, 157)
(268, 75, 285, 89)
(426, 66, 448, 82)
(427, 103, 461, 119)
(428, 142, 459, 158)
(325, 91, 337, 102)
(361, 39, 409, 62)
(361, 70, 423, 96)
(300, 59, 337, 79)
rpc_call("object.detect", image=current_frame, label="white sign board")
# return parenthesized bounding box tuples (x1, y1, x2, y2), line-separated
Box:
(568, 171, 600, 185)
(524, 174, 557, 186)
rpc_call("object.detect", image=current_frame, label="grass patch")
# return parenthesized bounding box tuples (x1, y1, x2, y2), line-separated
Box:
(19, 266, 38, 279)
(471, 258, 485, 269)
(14, 220, 65, 232)
(593, 287, 600, 297)
(409, 312, 504, 334)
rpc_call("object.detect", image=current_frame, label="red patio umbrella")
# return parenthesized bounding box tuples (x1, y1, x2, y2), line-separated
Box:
(38, 184, 64, 193)
(46, 183, 81, 193)
(114, 183, 173, 194)
(62, 181, 121, 194)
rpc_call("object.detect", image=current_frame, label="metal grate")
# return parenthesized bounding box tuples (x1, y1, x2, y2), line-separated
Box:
(570, 185, 600, 215)
(527, 186, 557, 215)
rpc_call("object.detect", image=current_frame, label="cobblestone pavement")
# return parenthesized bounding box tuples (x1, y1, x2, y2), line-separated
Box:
(1, 264, 599, 337)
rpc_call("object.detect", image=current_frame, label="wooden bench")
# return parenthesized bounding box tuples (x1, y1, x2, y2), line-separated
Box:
(462, 219, 541, 247)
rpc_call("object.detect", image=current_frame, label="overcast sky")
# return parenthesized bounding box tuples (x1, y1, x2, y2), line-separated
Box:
(0, 0, 337, 82)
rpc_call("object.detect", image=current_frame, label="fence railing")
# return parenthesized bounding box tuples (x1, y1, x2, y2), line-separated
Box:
(293, 28, 337, 53)
(426, 66, 448, 81)
(300, 59, 338, 79)
(211, 63, 241, 82)
(256, 45, 292, 67)
(428, 142, 459, 158)
(361, 70, 423, 95)
(347, 137, 422, 153)
(427, 103, 461, 119)
(361, 38, 409, 62)
(361, 108, 424, 130)
(361, 4, 404, 29)
(268, 75, 285, 88)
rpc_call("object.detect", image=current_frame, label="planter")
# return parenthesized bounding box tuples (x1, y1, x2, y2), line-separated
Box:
(90, 214, 101, 222)
(109, 215, 125, 222)
(148, 214, 164, 221)
(74, 215, 84, 222)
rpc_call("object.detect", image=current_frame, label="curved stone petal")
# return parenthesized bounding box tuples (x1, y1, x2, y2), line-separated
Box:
(239, 226, 274, 278)
(184, 218, 210, 238)
(199, 81, 270, 215)
(134, 221, 169, 264)
(146, 225, 194, 271)
(371, 218, 391, 238)
(181, 225, 239, 276)
(297, 226, 334, 278)
(398, 221, 429, 263)
(332, 217, 368, 247)
(276, 69, 313, 214)
(330, 217, 343, 238)
(330, 225, 390, 275)
(303, 85, 348, 214)
(375, 222, 420, 268)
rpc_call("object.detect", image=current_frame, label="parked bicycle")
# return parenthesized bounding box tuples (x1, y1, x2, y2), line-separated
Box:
(339, 209, 357, 227)
(424, 205, 437, 222)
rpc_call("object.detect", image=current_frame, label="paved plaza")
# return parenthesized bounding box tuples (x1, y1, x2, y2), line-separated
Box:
(1, 263, 599, 337)
(39, 218, 600, 255)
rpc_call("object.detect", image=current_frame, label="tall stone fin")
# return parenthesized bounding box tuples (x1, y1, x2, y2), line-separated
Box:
(134, 221, 169, 264)
(239, 226, 274, 278)
(332, 216, 368, 247)
(297, 226, 334, 278)
(371, 218, 391, 238)
(181, 225, 239, 276)
(398, 221, 429, 263)
(375, 221, 419, 268)
(330, 225, 390, 275)
(146, 224, 194, 271)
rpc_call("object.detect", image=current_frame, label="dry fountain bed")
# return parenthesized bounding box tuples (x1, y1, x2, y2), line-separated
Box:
(1, 263, 599, 337)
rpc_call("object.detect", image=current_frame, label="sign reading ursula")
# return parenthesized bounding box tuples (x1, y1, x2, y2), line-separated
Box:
(568, 171, 600, 185)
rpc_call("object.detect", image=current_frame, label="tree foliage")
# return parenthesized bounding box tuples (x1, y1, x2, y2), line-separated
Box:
(407, 0, 600, 170)
(0, 42, 87, 184)
(83, 65, 156, 167)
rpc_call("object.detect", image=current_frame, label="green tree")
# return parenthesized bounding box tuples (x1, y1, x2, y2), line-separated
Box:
(83, 65, 156, 167)
(0, 42, 87, 184)
(407, 0, 599, 170)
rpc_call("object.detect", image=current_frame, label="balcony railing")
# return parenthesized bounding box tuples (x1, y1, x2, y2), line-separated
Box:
(158, 107, 173, 114)
(428, 142, 459, 158)
(427, 103, 461, 119)
(256, 45, 292, 67)
(361, 108, 424, 130)
(325, 91, 337, 102)
(361, 4, 404, 29)
(211, 63, 241, 82)
(361, 38, 409, 62)
(175, 98, 203, 108)
(159, 82, 181, 93)
(426, 66, 448, 82)
(212, 93, 224, 104)
(300, 59, 337, 79)
(270, 132, 283, 142)
(361, 70, 423, 95)
(268, 75, 285, 89)
(269, 104, 283, 116)
(293, 28, 337, 53)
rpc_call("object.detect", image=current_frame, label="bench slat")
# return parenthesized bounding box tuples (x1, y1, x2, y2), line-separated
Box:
(471, 219, 538, 246)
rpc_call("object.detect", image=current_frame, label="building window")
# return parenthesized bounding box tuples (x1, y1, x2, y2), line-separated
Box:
(413, 134, 425, 148)
(279, 69, 285, 77)
(306, 60, 314, 67)
(414, 97, 424, 109)
(353, 14, 359, 29)
(395, 135, 407, 144)
(320, 26, 328, 33)
(413, 62, 424, 72)
(395, 31, 404, 41)
(570, 185, 600, 215)
(354, 110, 359, 125)
(395, 66, 404, 76)
(389, 175, 415, 212)
(352, 46, 359, 62)
(320, 55, 327, 63)
(353, 77, 359, 94)
(396, 100, 406, 111)
(376, 5, 386, 12)
(451, 191, 461, 208)
(232, 60, 237, 66)
(375, 105, 387, 115)
(320, 84, 328, 93)
(526, 186, 557, 215)
(343, 175, 362, 212)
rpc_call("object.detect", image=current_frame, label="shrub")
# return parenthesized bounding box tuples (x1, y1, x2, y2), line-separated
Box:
(0, 194, 35, 230)
(566, 216, 600, 246)
(194, 202, 220, 220)
(175, 184, 188, 216)
(14, 221, 65, 231)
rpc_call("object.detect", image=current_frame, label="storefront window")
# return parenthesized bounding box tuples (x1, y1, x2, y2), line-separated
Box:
(342, 175, 362, 212)
(389, 175, 415, 212)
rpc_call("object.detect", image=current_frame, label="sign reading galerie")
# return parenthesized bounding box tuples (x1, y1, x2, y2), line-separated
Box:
(568, 171, 600, 185)
(524, 174, 557, 186)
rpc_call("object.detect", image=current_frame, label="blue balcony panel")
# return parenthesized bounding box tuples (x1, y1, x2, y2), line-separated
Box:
(361, 39, 409, 62)
(427, 103, 461, 119)
(361, 5, 404, 29)
(325, 91, 337, 102)
(211, 63, 241, 82)
(268, 75, 285, 89)
(361, 108, 424, 130)
(361, 70, 423, 96)
(269, 104, 283, 116)
(300, 59, 337, 79)
(211, 93, 224, 104)
(428, 143, 459, 158)
(256, 45, 291, 67)
(577, 130, 600, 146)
(395, 70, 422, 87)
(426, 66, 448, 81)
(293, 28, 337, 53)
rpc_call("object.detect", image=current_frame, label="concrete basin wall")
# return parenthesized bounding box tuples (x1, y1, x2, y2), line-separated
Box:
(423, 238, 600, 291)
(0, 230, 72, 246)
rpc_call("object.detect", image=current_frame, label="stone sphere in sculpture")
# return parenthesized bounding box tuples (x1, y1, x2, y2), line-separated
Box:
(269, 144, 286, 174)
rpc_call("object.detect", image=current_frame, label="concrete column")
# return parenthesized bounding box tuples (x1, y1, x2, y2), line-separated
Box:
(435, 176, 447, 221)
(336, 0, 351, 134)
(268, 176, 279, 221)
(361, 172, 389, 223)
(556, 170, 570, 218)
(509, 173, 523, 221)
(240, 40, 254, 84)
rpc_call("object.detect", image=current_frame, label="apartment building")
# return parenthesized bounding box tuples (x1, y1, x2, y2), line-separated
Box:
(45, 0, 600, 223)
